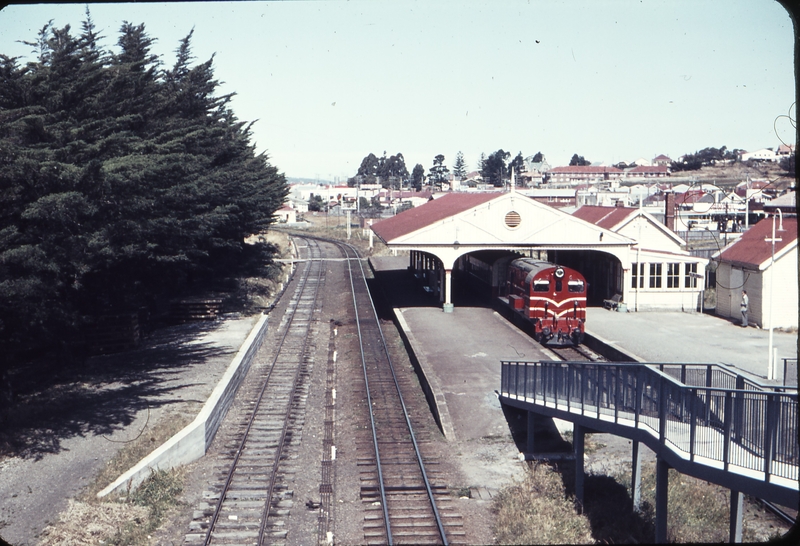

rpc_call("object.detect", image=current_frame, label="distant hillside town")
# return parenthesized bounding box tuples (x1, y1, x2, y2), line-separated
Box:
(279, 145, 795, 233)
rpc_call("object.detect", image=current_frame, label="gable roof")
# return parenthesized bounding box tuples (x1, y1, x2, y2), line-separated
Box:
(371, 191, 636, 249)
(715, 217, 798, 269)
(572, 205, 636, 230)
(371, 192, 498, 242)
(573, 205, 686, 247)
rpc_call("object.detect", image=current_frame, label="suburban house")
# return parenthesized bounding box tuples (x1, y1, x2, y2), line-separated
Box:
(521, 157, 552, 186)
(274, 204, 298, 224)
(776, 144, 795, 157)
(576, 186, 632, 207)
(572, 205, 708, 312)
(519, 187, 577, 208)
(712, 215, 797, 329)
(653, 154, 672, 166)
(740, 148, 779, 162)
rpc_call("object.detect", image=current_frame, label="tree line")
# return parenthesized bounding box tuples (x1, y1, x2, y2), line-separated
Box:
(347, 143, 797, 195)
(348, 149, 548, 191)
(0, 12, 287, 367)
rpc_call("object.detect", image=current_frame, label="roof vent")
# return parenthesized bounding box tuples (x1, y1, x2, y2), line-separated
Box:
(505, 211, 521, 229)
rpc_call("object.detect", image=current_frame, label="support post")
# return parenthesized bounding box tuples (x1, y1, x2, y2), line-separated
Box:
(631, 440, 642, 512)
(729, 489, 743, 543)
(655, 456, 669, 544)
(443, 269, 454, 313)
(526, 411, 536, 454)
(574, 423, 585, 510)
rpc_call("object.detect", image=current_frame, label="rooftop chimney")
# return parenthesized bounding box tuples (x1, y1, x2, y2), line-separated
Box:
(665, 192, 676, 231)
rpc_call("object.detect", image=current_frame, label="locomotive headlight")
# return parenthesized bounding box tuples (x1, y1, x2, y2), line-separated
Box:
(555, 268, 565, 279)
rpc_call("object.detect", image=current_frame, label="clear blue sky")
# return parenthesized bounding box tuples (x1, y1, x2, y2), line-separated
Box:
(0, 0, 795, 181)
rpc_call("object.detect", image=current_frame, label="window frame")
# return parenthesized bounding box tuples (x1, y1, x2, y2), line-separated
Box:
(649, 263, 662, 288)
(685, 262, 698, 288)
(667, 263, 680, 289)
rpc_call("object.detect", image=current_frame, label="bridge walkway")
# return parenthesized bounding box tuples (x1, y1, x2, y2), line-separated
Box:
(499, 360, 798, 542)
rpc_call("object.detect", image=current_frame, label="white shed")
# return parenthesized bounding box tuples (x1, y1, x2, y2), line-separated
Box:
(713, 215, 797, 329)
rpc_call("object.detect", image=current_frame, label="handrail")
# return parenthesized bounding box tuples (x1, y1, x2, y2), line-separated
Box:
(500, 360, 799, 485)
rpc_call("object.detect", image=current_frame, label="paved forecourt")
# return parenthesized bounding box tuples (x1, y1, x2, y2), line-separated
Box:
(584, 307, 798, 384)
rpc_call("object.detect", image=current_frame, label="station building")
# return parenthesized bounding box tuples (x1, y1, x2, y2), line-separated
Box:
(370, 189, 708, 312)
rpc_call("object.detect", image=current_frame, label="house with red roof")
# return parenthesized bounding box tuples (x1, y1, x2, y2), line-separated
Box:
(653, 154, 672, 166)
(545, 165, 623, 185)
(274, 204, 298, 224)
(713, 215, 797, 328)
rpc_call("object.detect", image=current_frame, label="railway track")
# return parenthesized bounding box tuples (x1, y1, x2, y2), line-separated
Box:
(339, 242, 459, 545)
(185, 235, 461, 545)
(186, 238, 325, 545)
(547, 343, 604, 362)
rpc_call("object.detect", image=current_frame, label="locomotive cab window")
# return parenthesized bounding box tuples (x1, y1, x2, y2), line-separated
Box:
(533, 280, 549, 292)
(568, 280, 585, 293)
(555, 280, 562, 292)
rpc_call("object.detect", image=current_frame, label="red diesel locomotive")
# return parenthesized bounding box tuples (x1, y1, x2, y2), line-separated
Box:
(501, 258, 586, 346)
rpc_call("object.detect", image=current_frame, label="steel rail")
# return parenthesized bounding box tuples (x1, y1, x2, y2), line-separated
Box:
(339, 240, 448, 545)
(202, 238, 324, 545)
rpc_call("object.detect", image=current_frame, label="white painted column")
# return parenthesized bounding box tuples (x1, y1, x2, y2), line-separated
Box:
(443, 269, 454, 313)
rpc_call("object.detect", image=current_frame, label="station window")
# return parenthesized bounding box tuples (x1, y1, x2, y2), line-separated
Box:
(685, 263, 698, 288)
(667, 263, 680, 288)
(631, 263, 645, 288)
(649, 263, 662, 288)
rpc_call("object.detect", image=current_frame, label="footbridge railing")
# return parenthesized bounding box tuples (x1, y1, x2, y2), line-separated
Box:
(499, 360, 798, 504)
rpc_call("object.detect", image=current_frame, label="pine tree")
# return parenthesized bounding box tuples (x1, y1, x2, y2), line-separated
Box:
(0, 17, 287, 367)
(453, 151, 467, 179)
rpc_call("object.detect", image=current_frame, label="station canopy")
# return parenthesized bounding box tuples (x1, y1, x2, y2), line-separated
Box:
(371, 191, 635, 268)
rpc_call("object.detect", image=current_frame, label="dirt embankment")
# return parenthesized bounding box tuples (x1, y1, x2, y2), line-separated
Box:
(669, 162, 793, 190)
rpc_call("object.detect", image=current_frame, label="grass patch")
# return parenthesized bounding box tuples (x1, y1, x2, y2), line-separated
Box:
(493, 451, 794, 544)
(40, 413, 190, 545)
(492, 462, 593, 545)
(38, 469, 183, 546)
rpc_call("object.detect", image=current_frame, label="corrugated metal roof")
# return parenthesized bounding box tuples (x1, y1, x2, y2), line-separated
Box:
(717, 216, 797, 269)
(572, 205, 636, 230)
(371, 192, 500, 242)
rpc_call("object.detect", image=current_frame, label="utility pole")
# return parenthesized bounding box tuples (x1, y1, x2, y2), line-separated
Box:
(765, 209, 784, 380)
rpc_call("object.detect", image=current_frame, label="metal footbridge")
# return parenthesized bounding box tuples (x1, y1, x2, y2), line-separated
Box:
(499, 360, 798, 540)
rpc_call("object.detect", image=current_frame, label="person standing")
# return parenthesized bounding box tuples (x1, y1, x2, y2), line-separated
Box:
(740, 290, 749, 327)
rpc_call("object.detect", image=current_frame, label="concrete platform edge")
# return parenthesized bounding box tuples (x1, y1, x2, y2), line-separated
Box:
(97, 313, 270, 498)
(392, 308, 456, 441)
(584, 329, 646, 363)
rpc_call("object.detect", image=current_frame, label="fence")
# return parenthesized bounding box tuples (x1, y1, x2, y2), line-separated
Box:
(500, 360, 798, 485)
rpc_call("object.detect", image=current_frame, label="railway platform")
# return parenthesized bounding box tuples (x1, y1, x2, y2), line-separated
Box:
(370, 256, 797, 443)
(369, 254, 798, 540)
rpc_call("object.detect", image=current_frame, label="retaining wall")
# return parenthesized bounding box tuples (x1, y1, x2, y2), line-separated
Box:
(97, 313, 269, 498)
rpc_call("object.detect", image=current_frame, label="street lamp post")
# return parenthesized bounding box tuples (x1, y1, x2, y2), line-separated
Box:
(766, 208, 784, 380)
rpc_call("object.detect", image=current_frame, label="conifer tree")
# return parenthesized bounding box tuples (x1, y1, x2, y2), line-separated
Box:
(0, 14, 287, 369)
